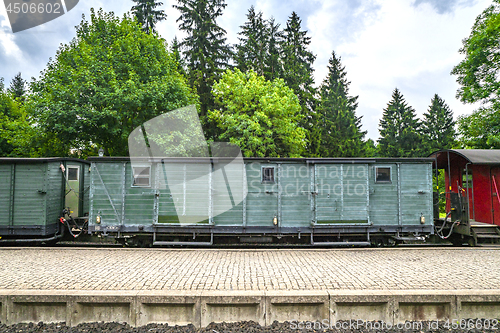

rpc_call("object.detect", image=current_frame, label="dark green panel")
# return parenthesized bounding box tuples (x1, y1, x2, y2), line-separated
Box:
(316, 164, 369, 223)
(369, 164, 399, 226)
(400, 163, 433, 226)
(82, 164, 91, 215)
(45, 162, 64, 226)
(91, 162, 125, 226)
(281, 163, 311, 227)
(212, 161, 245, 226)
(0, 164, 13, 226)
(213, 201, 243, 226)
(12, 164, 47, 226)
(245, 162, 278, 226)
(124, 162, 154, 225)
(157, 162, 211, 225)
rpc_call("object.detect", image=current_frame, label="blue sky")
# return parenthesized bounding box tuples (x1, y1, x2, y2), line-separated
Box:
(0, 0, 491, 141)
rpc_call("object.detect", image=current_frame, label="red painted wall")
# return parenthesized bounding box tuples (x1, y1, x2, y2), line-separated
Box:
(472, 165, 493, 224)
(491, 167, 500, 226)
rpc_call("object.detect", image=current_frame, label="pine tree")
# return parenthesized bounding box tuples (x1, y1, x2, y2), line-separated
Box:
(264, 17, 282, 81)
(8, 72, 26, 100)
(131, 0, 167, 34)
(421, 94, 456, 154)
(170, 36, 186, 77)
(280, 12, 318, 156)
(235, 6, 268, 76)
(378, 88, 423, 157)
(318, 51, 366, 157)
(174, 0, 232, 128)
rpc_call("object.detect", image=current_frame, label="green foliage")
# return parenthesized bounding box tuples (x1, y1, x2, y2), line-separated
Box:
(131, 0, 167, 34)
(235, 6, 268, 77)
(451, 1, 500, 147)
(318, 51, 366, 157)
(457, 107, 500, 148)
(378, 88, 423, 157)
(208, 69, 306, 157)
(280, 12, 318, 156)
(432, 169, 447, 214)
(235, 7, 284, 83)
(421, 94, 456, 154)
(30, 8, 196, 157)
(452, 0, 500, 105)
(0, 79, 32, 157)
(174, 0, 232, 124)
(8, 72, 26, 101)
(264, 17, 283, 82)
(364, 139, 378, 157)
(170, 36, 186, 77)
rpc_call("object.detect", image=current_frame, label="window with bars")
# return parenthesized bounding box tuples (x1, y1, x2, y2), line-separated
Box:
(262, 167, 275, 183)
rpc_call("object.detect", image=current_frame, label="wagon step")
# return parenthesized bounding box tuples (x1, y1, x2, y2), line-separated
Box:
(476, 234, 500, 239)
(153, 240, 213, 246)
(311, 241, 371, 247)
(471, 224, 500, 245)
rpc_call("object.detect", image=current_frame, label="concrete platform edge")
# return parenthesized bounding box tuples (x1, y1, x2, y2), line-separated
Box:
(1, 289, 500, 327)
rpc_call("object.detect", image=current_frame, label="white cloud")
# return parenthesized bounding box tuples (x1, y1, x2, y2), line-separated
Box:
(311, 0, 489, 140)
(0, 0, 491, 142)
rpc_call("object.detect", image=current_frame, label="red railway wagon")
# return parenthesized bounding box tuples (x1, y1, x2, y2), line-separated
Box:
(430, 149, 500, 226)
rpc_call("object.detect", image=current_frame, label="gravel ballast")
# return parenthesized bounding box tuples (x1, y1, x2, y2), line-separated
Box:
(1, 320, 500, 333)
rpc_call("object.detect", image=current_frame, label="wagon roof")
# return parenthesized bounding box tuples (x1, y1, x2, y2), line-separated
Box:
(0, 157, 89, 164)
(87, 156, 434, 163)
(429, 149, 500, 165)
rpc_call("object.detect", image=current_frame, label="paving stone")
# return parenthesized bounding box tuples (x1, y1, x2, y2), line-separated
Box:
(0, 247, 499, 291)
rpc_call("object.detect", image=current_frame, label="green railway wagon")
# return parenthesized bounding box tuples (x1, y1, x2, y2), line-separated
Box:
(0, 158, 89, 241)
(87, 157, 434, 246)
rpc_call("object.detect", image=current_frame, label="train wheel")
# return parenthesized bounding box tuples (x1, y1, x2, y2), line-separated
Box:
(449, 234, 465, 246)
(371, 238, 384, 247)
(467, 237, 477, 247)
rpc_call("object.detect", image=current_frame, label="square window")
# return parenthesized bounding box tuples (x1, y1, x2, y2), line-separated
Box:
(67, 167, 79, 181)
(462, 169, 473, 189)
(133, 166, 151, 187)
(262, 167, 275, 183)
(375, 167, 391, 183)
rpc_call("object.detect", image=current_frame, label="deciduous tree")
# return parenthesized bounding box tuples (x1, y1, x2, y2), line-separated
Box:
(0, 78, 32, 157)
(457, 108, 500, 148)
(451, 0, 500, 148)
(30, 9, 196, 156)
(208, 69, 306, 157)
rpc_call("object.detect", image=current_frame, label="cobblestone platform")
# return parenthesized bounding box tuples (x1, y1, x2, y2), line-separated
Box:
(1, 247, 499, 291)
